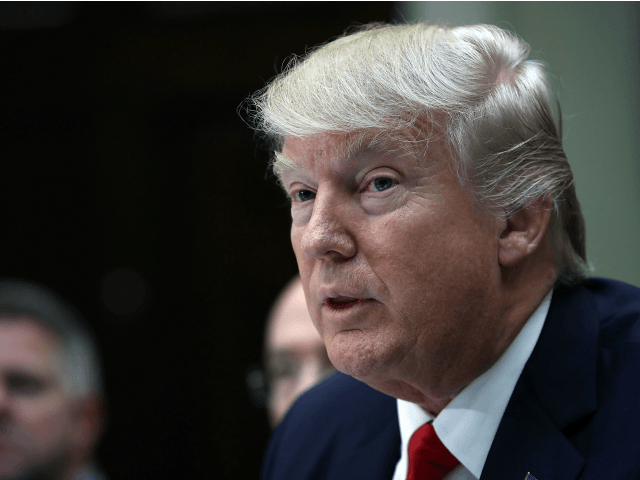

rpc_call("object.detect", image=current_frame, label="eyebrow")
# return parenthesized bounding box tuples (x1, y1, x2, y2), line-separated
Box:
(271, 151, 296, 182)
(271, 129, 428, 185)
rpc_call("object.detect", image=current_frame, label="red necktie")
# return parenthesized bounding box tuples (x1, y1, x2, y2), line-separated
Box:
(406, 423, 459, 480)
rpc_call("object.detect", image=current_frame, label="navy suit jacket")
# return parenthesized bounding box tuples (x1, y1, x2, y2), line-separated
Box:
(262, 279, 640, 480)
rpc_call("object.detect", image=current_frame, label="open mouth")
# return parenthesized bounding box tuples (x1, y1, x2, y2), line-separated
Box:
(325, 296, 368, 310)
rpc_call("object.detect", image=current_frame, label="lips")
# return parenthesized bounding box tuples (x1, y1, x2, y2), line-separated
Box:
(325, 296, 373, 310)
(317, 281, 377, 313)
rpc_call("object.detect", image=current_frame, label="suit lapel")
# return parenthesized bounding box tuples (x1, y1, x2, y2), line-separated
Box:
(481, 284, 600, 480)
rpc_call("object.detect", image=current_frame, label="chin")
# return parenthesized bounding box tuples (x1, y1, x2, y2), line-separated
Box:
(332, 355, 384, 379)
(327, 330, 401, 380)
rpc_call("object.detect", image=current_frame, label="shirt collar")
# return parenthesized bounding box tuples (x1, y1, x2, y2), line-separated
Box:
(396, 290, 552, 478)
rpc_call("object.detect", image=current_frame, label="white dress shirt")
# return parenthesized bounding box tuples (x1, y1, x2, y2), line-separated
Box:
(392, 291, 552, 480)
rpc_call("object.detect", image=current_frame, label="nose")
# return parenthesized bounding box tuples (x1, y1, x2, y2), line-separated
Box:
(300, 191, 356, 261)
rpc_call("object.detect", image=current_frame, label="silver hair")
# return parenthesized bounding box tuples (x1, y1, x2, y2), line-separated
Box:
(0, 279, 103, 398)
(249, 22, 588, 285)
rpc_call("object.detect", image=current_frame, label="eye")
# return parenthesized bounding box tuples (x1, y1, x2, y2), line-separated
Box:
(368, 177, 395, 192)
(267, 360, 300, 381)
(7, 373, 46, 395)
(293, 189, 316, 202)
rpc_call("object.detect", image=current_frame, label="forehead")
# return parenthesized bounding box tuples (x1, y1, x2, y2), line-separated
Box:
(0, 317, 61, 369)
(278, 124, 444, 178)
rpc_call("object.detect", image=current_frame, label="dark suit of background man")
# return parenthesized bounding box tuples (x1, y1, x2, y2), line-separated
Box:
(247, 22, 640, 480)
(0, 280, 106, 480)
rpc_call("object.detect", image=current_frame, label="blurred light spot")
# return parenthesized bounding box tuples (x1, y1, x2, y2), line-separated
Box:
(101, 268, 147, 316)
(245, 365, 268, 408)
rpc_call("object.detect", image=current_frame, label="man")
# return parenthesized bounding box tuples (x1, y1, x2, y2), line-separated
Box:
(263, 276, 335, 427)
(250, 23, 640, 480)
(0, 280, 106, 480)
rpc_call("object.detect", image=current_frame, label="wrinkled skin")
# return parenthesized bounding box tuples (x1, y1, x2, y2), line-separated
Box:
(279, 129, 555, 414)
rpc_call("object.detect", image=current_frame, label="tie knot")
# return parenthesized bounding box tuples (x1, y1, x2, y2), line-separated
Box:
(406, 423, 459, 480)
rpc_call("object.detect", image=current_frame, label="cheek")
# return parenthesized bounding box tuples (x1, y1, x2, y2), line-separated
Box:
(290, 226, 309, 271)
(19, 398, 69, 443)
(290, 226, 303, 258)
(365, 210, 498, 309)
(291, 226, 317, 303)
(364, 214, 440, 283)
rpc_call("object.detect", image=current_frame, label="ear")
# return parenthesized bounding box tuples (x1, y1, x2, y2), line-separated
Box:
(498, 199, 552, 267)
(70, 394, 104, 457)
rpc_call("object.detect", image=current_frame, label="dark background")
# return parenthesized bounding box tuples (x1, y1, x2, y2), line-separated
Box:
(0, 2, 396, 479)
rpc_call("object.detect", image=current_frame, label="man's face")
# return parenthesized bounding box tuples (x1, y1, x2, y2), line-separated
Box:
(265, 279, 335, 427)
(280, 129, 508, 406)
(0, 319, 75, 479)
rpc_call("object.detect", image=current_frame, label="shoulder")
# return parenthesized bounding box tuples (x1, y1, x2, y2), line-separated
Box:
(276, 372, 398, 444)
(552, 277, 640, 347)
(581, 278, 640, 395)
(580, 279, 640, 471)
(290, 371, 396, 423)
(549, 277, 640, 380)
(262, 372, 399, 480)
(554, 279, 640, 455)
(480, 279, 640, 478)
(582, 277, 640, 346)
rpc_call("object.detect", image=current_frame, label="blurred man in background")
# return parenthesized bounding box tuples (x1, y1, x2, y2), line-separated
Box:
(0, 280, 105, 480)
(263, 276, 335, 427)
